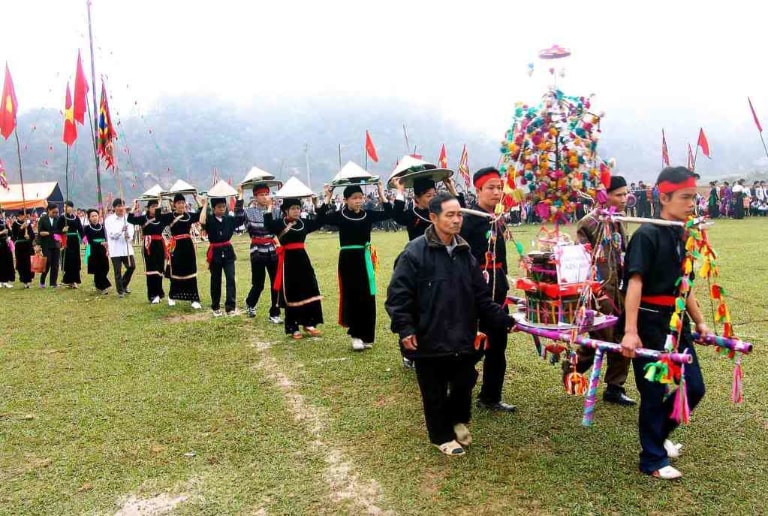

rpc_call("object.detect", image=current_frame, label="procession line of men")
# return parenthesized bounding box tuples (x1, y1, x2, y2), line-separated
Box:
(0, 166, 712, 478)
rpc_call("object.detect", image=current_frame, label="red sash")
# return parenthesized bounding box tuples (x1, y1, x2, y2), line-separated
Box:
(169, 233, 191, 254)
(273, 243, 306, 292)
(206, 240, 232, 264)
(251, 237, 274, 245)
(641, 295, 676, 307)
(144, 234, 169, 260)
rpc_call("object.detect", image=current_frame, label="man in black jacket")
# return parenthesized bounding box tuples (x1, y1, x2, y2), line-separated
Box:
(35, 203, 60, 288)
(386, 192, 511, 456)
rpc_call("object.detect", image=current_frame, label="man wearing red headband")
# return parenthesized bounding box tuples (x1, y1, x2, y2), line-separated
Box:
(620, 166, 710, 480)
(459, 167, 516, 413)
(244, 183, 283, 323)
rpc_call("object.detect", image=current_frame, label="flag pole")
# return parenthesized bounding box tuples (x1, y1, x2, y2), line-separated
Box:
(692, 145, 699, 172)
(364, 142, 368, 171)
(13, 129, 26, 210)
(403, 124, 410, 154)
(86, 0, 104, 214)
(65, 145, 70, 201)
(757, 132, 768, 161)
(338, 143, 342, 169)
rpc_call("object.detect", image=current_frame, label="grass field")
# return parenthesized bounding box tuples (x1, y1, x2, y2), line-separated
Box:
(1, 218, 767, 515)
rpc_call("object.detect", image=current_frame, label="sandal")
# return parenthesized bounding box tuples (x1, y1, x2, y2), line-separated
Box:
(304, 326, 322, 337)
(453, 423, 472, 447)
(434, 440, 465, 456)
(291, 332, 303, 340)
(650, 465, 682, 480)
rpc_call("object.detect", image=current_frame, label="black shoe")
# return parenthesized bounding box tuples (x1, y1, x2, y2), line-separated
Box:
(402, 357, 415, 370)
(603, 389, 637, 406)
(476, 399, 517, 413)
(124, 288, 131, 294)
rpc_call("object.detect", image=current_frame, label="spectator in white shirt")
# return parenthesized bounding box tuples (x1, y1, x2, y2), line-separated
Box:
(104, 198, 136, 297)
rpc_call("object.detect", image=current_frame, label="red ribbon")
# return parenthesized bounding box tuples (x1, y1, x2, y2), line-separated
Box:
(273, 243, 306, 292)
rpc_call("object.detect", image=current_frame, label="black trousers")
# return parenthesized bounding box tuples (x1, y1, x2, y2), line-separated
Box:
(246, 258, 279, 317)
(40, 247, 60, 286)
(111, 256, 136, 294)
(210, 259, 236, 311)
(478, 289, 509, 404)
(415, 356, 479, 445)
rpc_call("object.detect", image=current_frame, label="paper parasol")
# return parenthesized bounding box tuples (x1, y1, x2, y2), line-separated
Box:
(139, 184, 165, 200)
(240, 166, 282, 190)
(273, 176, 315, 199)
(207, 180, 239, 198)
(331, 161, 380, 187)
(387, 155, 453, 188)
(167, 179, 198, 195)
(538, 44, 571, 60)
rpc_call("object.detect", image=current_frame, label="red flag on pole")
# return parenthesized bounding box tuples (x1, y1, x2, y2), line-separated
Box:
(748, 97, 763, 132)
(97, 82, 117, 169)
(697, 128, 711, 159)
(687, 143, 694, 171)
(73, 50, 89, 125)
(661, 129, 670, 166)
(0, 64, 18, 140)
(458, 145, 470, 188)
(365, 130, 379, 163)
(438, 144, 448, 169)
(62, 82, 77, 146)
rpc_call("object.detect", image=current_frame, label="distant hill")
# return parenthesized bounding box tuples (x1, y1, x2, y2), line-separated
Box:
(2, 95, 767, 206)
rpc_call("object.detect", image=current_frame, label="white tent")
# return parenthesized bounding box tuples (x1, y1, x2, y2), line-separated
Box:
(0, 182, 63, 210)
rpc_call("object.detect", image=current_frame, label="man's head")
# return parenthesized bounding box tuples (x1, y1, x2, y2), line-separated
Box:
(173, 193, 186, 213)
(252, 184, 271, 207)
(724, 181, 730, 186)
(211, 197, 227, 217)
(281, 198, 302, 220)
(47, 203, 59, 218)
(87, 208, 99, 224)
(343, 185, 365, 212)
(413, 178, 437, 209)
(473, 167, 503, 210)
(606, 176, 628, 211)
(113, 198, 125, 216)
(656, 166, 698, 221)
(17, 209, 27, 222)
(428, 192, 463, 238)
(146, 199, 159, 217)
(64, 200, 74, 215)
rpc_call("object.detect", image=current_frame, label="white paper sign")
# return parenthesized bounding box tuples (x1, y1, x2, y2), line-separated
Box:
(555, 244, 591, 285)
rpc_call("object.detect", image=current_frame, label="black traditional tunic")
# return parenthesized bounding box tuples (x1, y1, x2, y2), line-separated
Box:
(128, 212, 167, 301)
(159, 211, 201, 302)
(264, 213, 323, 334)
(56, 214, 84, 285)
(0, 218, 15, 283)
(83, 223, 111, 291)
(11, 219, 34, 283)
(316, 203, 392, 343)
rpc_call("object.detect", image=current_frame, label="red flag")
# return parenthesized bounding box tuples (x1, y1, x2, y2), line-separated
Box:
(365, 130, 379, 163)
(697, 128, 711, 159)
(661, 129, 670, 166)
(687, 143, 694, 171)
(97, 82, 117, 169)
(0, 64, 18, 140)
(438, 144, 448, 169)
(458, 145, 470, 188)
(748, 97, 763, 133)
(62, 82, 77, 146)
(73, 50, 89, 125)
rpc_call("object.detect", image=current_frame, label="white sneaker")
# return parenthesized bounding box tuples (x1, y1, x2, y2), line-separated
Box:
(168, 298, 176, 306)
(664, 439, 683, 459)
(363, 342, 373, 349)
(212, 309, 223, 317)
(5, 282, 13, 288)
(191, 301, 202, 310)
(269, 316, 283, 324)
(651, 465, 682, 480)
(351, 338, 365, 352)
(151, 296, 160, 304)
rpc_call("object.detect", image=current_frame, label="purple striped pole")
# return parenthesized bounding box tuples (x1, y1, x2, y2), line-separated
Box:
(692, 332, 753, 354)
(581, 348, 604, 427)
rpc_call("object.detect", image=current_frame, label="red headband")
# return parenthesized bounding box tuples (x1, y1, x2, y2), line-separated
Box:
(254, 186, 270, 195)
(474, 172, 501, 190)
(658, 177, 697, 194)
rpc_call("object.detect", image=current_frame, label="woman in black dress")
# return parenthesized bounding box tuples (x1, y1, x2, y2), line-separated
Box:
(317, 182, 392, 351)
(264, 197, 323, 340)
(57, 201, 84, 287)
(11, 210, 34, 287)
(158, 194, 202, 308)
(83, 209, 111, 292)
(0, 212, 15, 287)
(129, 198, 167, 304)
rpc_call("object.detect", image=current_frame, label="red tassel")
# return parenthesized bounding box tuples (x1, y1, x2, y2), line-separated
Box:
(732, 358, 744, 404)
(670, 368, 691, 424)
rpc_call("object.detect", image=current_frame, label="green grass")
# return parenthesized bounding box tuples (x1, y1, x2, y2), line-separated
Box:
(1, 218, 767, 514)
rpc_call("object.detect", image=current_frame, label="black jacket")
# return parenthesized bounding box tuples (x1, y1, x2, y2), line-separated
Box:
(386, 225, 511, 360)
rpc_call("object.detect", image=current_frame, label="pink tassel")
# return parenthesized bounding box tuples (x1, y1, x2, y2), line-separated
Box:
(732, 358, 744, 404)
(670, 369, 691, 424)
